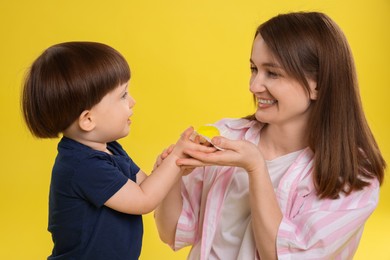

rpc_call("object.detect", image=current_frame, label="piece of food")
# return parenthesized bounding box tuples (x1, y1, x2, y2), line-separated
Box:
(196, 125, 220, 141)
(192, 125, 223, 150)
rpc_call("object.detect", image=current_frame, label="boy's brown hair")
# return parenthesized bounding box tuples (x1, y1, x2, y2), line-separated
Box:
(22, 42, 130, 138)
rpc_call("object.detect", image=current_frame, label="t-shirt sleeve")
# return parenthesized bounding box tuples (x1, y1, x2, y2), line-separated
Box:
(72, 155, 129, 208)
(276, 179, 380, 259)
(127, 156, 141, 182)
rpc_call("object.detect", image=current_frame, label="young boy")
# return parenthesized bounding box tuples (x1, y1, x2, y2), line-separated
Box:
(21, 41, 212, 259)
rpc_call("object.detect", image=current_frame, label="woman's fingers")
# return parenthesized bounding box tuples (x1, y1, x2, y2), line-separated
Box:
(177, 157, 213, 167)
(211, 136, 238, 151)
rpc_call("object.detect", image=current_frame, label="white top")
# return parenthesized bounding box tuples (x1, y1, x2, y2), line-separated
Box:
(208, 150, 302, 260)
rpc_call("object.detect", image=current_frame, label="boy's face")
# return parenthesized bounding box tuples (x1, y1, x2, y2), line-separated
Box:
(90, 81, 135, 142)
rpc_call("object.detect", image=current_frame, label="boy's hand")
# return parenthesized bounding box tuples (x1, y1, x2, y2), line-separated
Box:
(173, 127, 217, 173)
(190, 131, 213, 147)
(152, 145, 174, 172)
(173, 127, 217, 156)
(153, 127, 217, 174)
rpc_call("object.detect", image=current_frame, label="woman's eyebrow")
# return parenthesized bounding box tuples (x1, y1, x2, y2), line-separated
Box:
(250, 59, 282, 69)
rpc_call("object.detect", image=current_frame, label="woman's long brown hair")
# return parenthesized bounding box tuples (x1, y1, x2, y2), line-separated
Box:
(249, 12, 386, 199)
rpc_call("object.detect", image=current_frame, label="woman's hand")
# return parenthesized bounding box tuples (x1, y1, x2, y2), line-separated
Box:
(177, 136, 265, 174)
(179, 135, 281, 259)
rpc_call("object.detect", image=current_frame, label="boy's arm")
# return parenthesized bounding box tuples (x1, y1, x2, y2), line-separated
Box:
(104, 127, 214, 215)
(104, 151, 182, 215)
(136, 170, 147, 185)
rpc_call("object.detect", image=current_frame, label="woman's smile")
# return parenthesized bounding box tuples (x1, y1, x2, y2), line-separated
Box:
(258, 98, 278, 108)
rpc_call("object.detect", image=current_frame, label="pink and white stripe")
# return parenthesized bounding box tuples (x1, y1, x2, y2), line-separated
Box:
(173, 118, 380, 259)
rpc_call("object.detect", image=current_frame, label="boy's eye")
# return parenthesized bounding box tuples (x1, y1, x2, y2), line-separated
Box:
(122, 92, 128, 99)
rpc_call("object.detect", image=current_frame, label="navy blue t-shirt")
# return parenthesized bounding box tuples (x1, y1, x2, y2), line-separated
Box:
(48, 137, 142, 260)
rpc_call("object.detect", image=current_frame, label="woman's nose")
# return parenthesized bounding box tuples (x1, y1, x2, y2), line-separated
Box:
(249, 74, 266, 93)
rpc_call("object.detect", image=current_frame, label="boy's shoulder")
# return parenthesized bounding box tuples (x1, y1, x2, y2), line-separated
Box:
(56, 137, 138, 174)
(58, 138, 125, 157)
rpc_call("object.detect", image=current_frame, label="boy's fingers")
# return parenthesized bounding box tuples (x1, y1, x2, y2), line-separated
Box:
(181, 126, 195, 139)
(167, 144, 175, 153)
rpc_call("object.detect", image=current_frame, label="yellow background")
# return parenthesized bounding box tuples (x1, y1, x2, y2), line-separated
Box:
(0, 0, 389, 259)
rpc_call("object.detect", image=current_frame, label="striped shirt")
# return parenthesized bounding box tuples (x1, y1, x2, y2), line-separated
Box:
(173, 118, 379, 259)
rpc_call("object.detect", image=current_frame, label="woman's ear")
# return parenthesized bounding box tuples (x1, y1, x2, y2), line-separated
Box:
(308, 79, 318, 100)
(78, 110, 95, 132)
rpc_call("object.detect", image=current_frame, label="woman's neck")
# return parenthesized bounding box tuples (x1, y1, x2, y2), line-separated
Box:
(259, 123, 308, 160)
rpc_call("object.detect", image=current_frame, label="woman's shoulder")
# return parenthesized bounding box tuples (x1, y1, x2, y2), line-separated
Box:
(213, 118, 262, 139)
(214, 117, 260, 130)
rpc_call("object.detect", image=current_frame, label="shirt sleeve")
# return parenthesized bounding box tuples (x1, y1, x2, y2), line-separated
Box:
(72, 154, 129, 208)
(173, 167, 205, 251)
(276, 179, 380, 259)
(173, 118, 254, 251)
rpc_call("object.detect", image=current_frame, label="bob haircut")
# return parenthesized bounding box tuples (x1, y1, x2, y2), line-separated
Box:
(22, 41, 130, 138)
(248, 12, 385, 198)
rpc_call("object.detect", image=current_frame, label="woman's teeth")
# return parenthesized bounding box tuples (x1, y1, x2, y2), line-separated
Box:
(258, 98, 277, 105)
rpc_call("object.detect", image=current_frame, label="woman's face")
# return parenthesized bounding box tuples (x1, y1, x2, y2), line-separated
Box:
(249, 35, 317, 128)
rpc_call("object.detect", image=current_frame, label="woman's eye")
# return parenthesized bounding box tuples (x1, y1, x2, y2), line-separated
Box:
(250, 66, 257, 73)
(267, 70, 279, 78)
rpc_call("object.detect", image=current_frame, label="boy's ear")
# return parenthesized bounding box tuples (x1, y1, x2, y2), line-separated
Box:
(78, 110, 95, 132)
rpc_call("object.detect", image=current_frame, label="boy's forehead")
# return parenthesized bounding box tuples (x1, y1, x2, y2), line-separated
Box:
(120, 81, 129, 90)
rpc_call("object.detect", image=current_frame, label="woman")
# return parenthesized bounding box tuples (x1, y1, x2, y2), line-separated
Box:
(155, 12, 386, 259)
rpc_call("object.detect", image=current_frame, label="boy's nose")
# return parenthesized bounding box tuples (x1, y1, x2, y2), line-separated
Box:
(129, 96, 136, 108)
